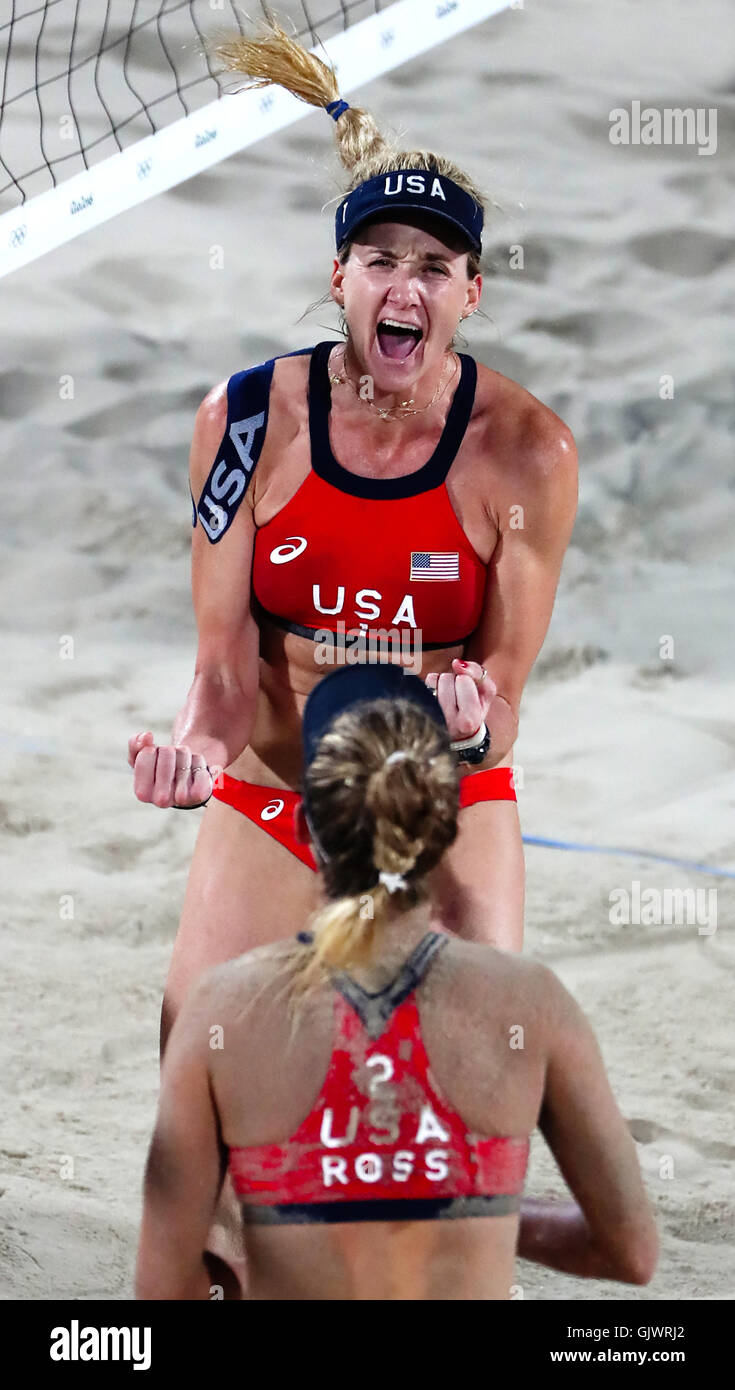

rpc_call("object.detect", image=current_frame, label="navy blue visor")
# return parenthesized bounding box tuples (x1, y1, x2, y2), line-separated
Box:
(302, 664, 448, 771)
(335, 168, 483, 258)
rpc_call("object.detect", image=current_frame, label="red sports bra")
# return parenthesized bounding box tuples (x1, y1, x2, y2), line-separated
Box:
(251, 342, 486, 651)
(193, 341, 487, 650)
(228, 932, 529, 1224)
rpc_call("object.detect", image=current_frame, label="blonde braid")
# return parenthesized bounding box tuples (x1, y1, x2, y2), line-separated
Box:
(278, 701, 459, 1021)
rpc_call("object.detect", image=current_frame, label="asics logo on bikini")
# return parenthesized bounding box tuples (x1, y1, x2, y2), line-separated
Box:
(269, 537, 308, 564)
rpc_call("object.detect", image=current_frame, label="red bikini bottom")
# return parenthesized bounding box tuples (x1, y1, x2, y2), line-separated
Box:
(211, 767, 517, 872)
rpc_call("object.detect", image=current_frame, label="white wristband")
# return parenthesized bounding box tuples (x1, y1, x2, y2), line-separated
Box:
(450, 722, 489, 753)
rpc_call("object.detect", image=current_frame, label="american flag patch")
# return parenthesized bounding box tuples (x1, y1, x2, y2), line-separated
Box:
(410, 551, 460, 581)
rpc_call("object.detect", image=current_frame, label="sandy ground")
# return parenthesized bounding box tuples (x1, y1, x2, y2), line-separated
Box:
(1, 0, 734, 1299)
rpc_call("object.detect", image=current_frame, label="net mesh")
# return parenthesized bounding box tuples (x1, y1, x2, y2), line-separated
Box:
(0, 0, 384, 210)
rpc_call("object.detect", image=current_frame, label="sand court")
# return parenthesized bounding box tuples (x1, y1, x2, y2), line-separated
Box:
(1, 0, 733, 1299)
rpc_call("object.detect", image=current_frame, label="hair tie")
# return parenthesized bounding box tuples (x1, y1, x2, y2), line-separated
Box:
(378, 869, 408, 894)
(325, 98, 350, 122)
(384, 750, 412, 768)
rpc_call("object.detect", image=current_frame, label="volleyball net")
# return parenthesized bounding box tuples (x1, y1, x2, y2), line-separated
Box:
(0, 0, 511, 279)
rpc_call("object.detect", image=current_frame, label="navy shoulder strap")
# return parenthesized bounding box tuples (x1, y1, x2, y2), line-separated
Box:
(191, 344, 314, 543)
(331, 931, 449, 1040)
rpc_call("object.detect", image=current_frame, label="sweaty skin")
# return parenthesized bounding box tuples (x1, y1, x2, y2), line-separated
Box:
(130, 219, 577, 1035)
(129, 218, 578, 1292)
(135, 910, 658, 1301)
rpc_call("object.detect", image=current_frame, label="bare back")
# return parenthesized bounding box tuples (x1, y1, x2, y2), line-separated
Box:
(205, 933, 551, 1300)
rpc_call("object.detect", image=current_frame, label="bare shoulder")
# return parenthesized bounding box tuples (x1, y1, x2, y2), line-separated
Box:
(448, 934, 560, 990)
(189, 379, 229, 496)
(439, 936, 570, 1036)
(266, 351, 311, 434)
(194, 379, 228, 437)
(474, 359, 577, 487)
(453, 941, 596, 1054)
(179, 938, 301, 1032)
(271, 347, 313, 396)
(196, 344, 313, 425)
(190, 349, 309, 502)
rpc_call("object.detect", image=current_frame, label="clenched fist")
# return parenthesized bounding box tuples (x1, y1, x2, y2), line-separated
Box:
(424, 658, 496, 741)
(128, 732, 217, 809)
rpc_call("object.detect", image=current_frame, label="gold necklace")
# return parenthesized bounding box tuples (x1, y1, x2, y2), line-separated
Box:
(329, 345, 459, 422)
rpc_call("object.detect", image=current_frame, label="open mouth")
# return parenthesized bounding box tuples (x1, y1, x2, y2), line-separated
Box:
(376, 318, 424, 362)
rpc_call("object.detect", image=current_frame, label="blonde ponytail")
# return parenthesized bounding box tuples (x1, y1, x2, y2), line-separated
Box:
(206, 11, 487, 249)
(278, 699, 459, 1021)
(207, 13, 396, 181)
(285, 880, 395, 1011)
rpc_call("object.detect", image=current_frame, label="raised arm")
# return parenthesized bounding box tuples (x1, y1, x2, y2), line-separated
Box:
(129, 384, 261, 806)
(135, 973, 226, 1299)
(518, 973, 658, 1285)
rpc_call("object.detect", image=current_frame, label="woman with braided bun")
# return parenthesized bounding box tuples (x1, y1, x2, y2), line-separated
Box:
(136, 666, 657, 1300)
(128, 14, 577, 1041)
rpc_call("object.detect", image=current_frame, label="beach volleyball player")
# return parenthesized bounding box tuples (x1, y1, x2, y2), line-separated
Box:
(135, 666, 657, 1300)
(127, 19, 578, 1043)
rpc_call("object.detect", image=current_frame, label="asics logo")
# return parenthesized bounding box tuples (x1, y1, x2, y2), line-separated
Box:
(260, 799, 285, 821)
(269, 536, 307, 564)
